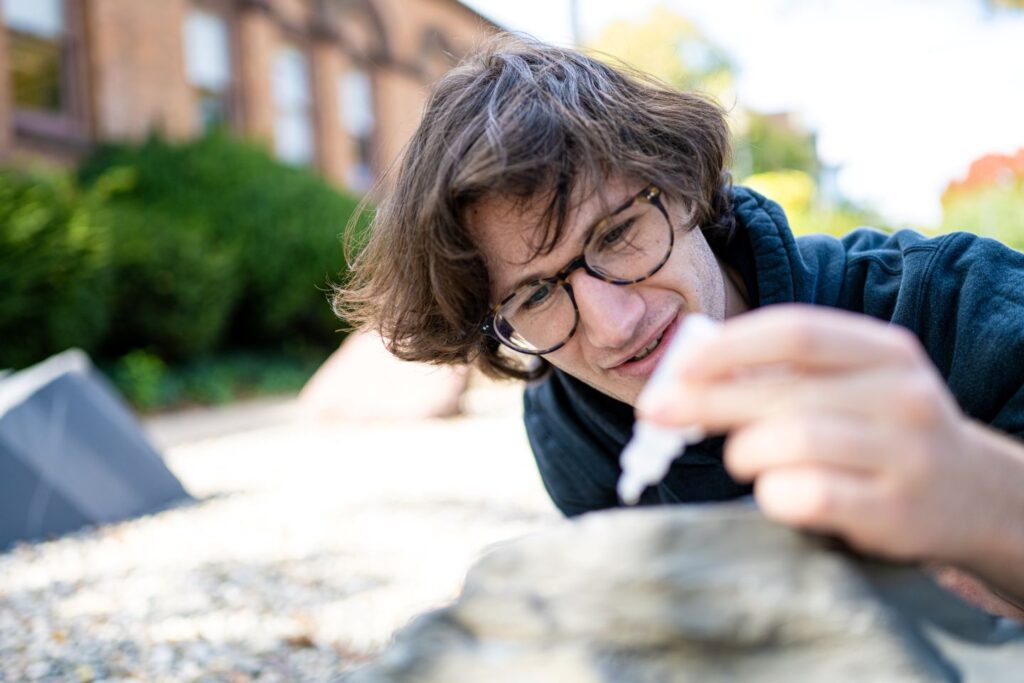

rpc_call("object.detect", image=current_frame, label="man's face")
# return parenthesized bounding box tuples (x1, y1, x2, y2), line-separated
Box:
(469, 177, 730, 405)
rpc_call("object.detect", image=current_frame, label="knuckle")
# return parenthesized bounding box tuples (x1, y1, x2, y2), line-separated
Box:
(894, 375, 944, 425)
(724, 425, 767, 478)
(800, 476, 836, 521)
(889, 325, 925, 365)
(895, 438, 936, 488)
(724, 440, 749, 479)
(785, 318, 820, 357)
(723, 436, 746, 476)
(760, 470, 835, 524)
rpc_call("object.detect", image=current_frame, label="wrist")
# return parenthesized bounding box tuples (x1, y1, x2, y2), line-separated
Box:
(948, 420, 1024, 595)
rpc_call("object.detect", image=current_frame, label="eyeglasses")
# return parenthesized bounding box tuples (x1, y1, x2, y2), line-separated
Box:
(480, 184, 675, 355)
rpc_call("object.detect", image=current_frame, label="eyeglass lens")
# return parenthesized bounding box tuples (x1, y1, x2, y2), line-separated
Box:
(495, 198, 672, 353)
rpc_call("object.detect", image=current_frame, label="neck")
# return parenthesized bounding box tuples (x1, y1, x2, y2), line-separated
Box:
(720, 260, 751, 318)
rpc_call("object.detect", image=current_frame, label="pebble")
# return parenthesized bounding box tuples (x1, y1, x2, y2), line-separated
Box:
(25, 661, 51, 679)
(0, 387, 556, 682)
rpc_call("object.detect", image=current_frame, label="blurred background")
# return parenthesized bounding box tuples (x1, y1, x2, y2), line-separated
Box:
(0, 0, 1022, 404)
(0, 1, 1022, 681)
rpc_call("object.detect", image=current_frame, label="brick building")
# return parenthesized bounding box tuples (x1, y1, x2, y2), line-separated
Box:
(0, 0, 498, 192)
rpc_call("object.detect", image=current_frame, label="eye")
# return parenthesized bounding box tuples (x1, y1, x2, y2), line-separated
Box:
(598, 218, 637, 250)
(520, 282, 555, 311)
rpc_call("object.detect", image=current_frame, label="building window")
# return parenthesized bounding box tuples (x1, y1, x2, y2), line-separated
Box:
(3, 0, 87, 141)
(182, 9, 232, 131)
(272, 46, 314, 165)
(339, 70, 374, 191)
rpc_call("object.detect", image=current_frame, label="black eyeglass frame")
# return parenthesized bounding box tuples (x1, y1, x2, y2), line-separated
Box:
(480, 184, 675, 356)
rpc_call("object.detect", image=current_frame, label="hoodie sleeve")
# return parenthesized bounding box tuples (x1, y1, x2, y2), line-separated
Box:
(913, 231, 1024, 440)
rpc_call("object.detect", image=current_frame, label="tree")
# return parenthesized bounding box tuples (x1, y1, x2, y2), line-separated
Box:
(733, 110, 820, 180)
(589, 4, 876, 235)
(743, 169, 887, 238)
(939, 149, 1024, 250)
(589, 5, 734, 99)
(590, 5, 819, 180)
(986, 0, 1024, 10)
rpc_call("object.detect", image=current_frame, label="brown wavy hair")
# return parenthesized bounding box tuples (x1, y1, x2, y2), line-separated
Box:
(334, 34, 734, 381)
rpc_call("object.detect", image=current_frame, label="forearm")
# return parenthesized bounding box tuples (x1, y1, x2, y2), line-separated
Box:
(951, 420, 1024, 608)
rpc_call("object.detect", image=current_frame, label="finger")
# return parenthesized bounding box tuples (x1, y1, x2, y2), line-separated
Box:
(677, 305, 923, 381)
(640, 367, 941, 431)
(754, 466, 878, 536)
(724, 412, 891, 482)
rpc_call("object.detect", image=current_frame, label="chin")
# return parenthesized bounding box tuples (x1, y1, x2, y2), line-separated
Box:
(601, 379, 642, 407)
(570, 373, 638, 406)
(620, 389, 642, 407)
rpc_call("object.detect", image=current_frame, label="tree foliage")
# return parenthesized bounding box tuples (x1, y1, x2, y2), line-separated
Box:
(589, 5, 734, 98)
(79, 132, 363, 357)
(0, 168, 112, 368)
(939, 149, 1024, 250)
(734, 111, 820, 180)
(0, 132, 365, 371)
(744, 169, 888, 238)
(590, 5, 821, 182)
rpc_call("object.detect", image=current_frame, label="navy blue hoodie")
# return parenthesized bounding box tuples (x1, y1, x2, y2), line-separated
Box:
(523, 187, 1024, 518)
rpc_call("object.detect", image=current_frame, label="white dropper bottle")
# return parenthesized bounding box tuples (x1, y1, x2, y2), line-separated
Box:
(617, 313, 721, 504)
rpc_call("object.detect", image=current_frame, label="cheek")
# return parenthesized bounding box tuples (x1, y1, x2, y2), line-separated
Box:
(666, 229, 717, 283)
(669, 230, 726, 313)
(543, 345, 585, 377)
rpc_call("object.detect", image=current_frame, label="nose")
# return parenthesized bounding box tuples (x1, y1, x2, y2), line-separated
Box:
(567, 270, 645, 351)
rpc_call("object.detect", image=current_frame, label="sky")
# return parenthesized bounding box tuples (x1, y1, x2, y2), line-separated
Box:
(460, 0, 1024, 226)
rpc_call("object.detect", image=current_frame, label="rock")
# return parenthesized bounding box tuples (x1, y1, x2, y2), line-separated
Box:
(299, 331, 469, 420)
(341, 503, 1024, 682)
(0, 349, 191, 549)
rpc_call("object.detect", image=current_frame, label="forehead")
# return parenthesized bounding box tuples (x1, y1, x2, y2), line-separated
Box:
(467, 177, 636, 299)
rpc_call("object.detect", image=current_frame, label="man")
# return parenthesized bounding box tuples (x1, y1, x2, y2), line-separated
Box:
(337, 36, 1024, 615)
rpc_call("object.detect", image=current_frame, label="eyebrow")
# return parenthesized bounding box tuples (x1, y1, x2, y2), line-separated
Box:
(503, 226, 590, 299)
(500, 190, 637, 300)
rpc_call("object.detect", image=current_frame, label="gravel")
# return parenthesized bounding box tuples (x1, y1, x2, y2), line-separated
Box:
(0, 381, 558, 682)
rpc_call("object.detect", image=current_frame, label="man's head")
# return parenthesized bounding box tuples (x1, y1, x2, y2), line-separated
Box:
(337, 34, 735, 402)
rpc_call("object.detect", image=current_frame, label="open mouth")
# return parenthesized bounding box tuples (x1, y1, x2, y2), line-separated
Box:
(627, 329, 667, 363)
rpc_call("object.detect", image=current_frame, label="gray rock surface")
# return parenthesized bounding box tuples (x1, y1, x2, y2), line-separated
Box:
(344, 503, 1024, 682)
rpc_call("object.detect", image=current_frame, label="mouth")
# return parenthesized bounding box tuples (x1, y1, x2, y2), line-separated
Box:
(628, 330, 666, 363)
(607, 314, 682, 375)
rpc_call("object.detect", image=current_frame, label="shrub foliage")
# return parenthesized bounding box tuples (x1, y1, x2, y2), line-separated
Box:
(80, 132, 362, 352)
(0, 132, 363, 372)
(0, 169, 112, 368)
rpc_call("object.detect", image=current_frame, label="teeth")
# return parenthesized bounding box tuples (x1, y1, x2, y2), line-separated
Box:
(630, 331, 665, 362)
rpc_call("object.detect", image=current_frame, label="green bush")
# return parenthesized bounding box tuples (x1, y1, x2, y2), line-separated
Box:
(98, 202, 239, 359)
(0, 168, 112, 369)
(79, 132, 363, 348)
(104, 348, 330, 411)
(111, 349, 171, 410)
